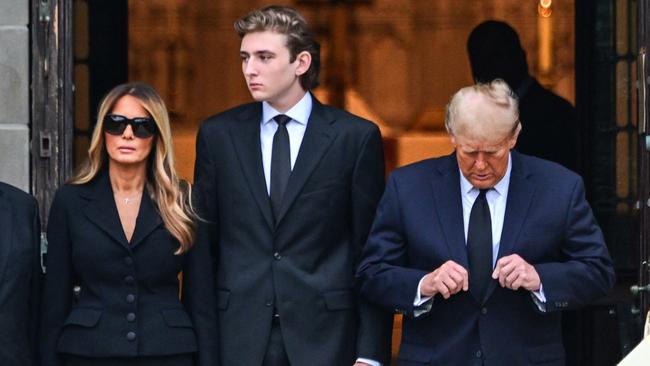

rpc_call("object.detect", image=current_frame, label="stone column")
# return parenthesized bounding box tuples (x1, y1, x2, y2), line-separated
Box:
(0, 0, 29, 192)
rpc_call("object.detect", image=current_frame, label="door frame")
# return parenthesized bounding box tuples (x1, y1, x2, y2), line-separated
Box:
(30, 0, 74, 228)
(637, 0, 650, 317)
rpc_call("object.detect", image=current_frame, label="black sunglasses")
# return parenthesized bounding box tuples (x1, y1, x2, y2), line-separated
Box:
(103, 114, 158, 138)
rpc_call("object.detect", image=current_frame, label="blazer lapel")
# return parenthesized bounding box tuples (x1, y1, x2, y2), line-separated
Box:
(0, 191, 13, 284)
(431, 155, 469, 269)
(275, 97, 336, 227)
(82, 171, 130, 250)
(485, 152, 535, 300)
(129, 190, 163, 248)
(229, 104, 275, 230)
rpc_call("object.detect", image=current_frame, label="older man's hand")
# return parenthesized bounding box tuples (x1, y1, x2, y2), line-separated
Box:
(492, 254, 540, 291)
(420, 260, 469, 299)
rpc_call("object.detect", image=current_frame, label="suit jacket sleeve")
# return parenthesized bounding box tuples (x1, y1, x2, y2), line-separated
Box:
(40, 189, 73, 366)
(533, 177, 616, 312)
(191, 124, 221, 364)
(352, 125, 394, 363)
(193, 124, 219, 262)
(182, 187, 219, 366)
(28, 197, 43, 364)
(357, 173, 430, 318)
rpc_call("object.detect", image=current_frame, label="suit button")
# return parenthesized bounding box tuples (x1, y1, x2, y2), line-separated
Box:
(126, 332, 136, 341)
(124, 257, 133, 266)
(126, 313, 136, 322)
(126, 294, 135, 303)
(273, 252, 282, 260)
(124, 276, 135, 285)
(481, 307, 488, 315)
(475, 350, 482, 358)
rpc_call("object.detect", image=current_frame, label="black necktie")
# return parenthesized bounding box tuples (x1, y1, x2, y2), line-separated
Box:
(467, 189, 492, 302)
(270, 114, 291, 223)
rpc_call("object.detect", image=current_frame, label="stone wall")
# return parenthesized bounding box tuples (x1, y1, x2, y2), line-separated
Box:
(0, 0, 29, 192)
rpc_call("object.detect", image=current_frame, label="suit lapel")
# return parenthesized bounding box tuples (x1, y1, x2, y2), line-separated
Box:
(82, 171, 130, 250)
(431, 155, 469, 269)
(485, 152, 535, 300)
(0, 190, 13, 284)
(229, 104, 275, 230)
(130, 190, 163, 249)
(275, 98, 336, 227)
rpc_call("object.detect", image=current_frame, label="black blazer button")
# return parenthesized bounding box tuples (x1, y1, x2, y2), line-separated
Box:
(126, 332, 136, 341)
(126, 313, 136, 322)
(273, 252, 282, 260)
(124, 275, 135, 285)
(126, 294, 135, 303)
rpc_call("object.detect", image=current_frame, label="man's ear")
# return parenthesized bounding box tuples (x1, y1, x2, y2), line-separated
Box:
(295, 51, 312, 76)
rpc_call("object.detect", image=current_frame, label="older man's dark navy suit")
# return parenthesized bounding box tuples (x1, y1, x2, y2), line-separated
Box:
(357, 151, 615, 366)
(0, 182, 41, 366)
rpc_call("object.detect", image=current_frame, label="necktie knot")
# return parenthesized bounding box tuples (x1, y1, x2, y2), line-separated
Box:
(274, 114, 291, 126)
(478, 189, 489, 198)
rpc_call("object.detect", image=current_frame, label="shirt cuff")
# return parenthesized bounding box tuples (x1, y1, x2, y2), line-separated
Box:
(530, 283, 546, 312)
(414, 276, 432, 306)
(356, 358, 381, 366)
(413, 276, 433, 317)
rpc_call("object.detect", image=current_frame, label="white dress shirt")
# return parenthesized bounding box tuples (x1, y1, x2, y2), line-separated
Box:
(415, 153, 545, 314)
(260, 92, 312, 195)
(260, 92, 381, 366)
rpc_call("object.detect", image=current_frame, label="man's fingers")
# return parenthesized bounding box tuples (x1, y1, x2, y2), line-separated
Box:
(504, 267, 521, 288)
(429, 261, 470, 298)
(510, 276, 523, 290)
(447, 269, 465, 287)
(492, 256, 511, 279)
(442, 277, 460, 295)
(435, 282, 451, 299)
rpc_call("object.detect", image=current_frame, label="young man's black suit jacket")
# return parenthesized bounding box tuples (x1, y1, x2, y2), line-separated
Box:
(40, 171, 218, 366)
(194, 94, 393, 366)
(0, 182, 42, 366)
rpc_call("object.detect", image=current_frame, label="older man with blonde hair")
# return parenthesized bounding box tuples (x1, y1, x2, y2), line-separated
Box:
(357, 80, 615, 365)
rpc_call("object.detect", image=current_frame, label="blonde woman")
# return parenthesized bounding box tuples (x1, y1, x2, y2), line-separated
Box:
(41, 82, 217, 366)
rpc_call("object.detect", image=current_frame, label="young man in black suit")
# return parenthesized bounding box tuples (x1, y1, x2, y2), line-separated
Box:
(0, 182, 41, 366)
(194, 5, 392, 366)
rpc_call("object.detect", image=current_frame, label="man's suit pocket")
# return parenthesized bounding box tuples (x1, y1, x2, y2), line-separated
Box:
(217, 289, 231, 310)
(300, 179, 345, 197)
(323, 289, 354, 311)
(161, 309, 194, 328)
(63, 308, 102, 328)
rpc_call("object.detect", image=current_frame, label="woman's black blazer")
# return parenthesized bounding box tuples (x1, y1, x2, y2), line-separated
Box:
(40, 171, 218, 366)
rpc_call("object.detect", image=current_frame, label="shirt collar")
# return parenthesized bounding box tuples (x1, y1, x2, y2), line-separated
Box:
(262, 92, 312, 126)
(459, 152, 512, 196)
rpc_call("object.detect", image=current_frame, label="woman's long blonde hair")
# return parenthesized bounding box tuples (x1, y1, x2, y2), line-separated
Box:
(70, 82, 196, 253)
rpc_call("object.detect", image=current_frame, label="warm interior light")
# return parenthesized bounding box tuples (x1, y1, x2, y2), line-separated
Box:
(538, 0, 552, 17)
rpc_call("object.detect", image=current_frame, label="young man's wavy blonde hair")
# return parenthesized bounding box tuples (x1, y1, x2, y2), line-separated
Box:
(234, 5, 321, 90)
(70, 82, 197, 253)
